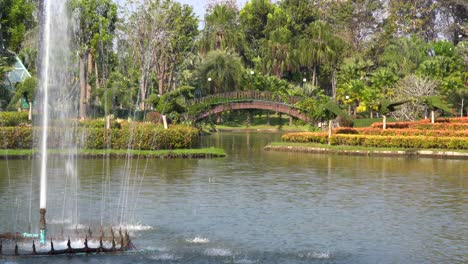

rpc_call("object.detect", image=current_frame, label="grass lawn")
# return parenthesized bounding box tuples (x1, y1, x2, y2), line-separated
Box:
(203, 113, 315, 131)
(0, 147, 226, 158)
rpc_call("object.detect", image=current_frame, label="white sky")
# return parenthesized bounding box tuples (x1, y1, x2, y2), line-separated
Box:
(115, 0, 248, 22)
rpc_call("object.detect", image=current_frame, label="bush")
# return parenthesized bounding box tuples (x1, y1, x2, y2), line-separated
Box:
(335, 127, 468, 137)
(0, 124, 199, 150)
(371, 117, 468, 129)
(411, 123, 468, 131)
(0, 127, 33, 148)
(78, 118, 122, 129)
(0, 112, 30, 126)
(282, 132, 328, 144)
(330, 135, 468, 149)
(282, 132, 468, 149)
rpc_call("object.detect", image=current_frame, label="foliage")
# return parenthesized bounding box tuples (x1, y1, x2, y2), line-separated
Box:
(334, 127, 468, 138)
(282, 132, 468, 150)
(3, 0, 467, 125)
(0, 124, 199, 150)
(0, 0, 35, 52)
(198, 50, 244, 95)
(0, 111, 29, 126)
(421, 96, 452, 113)
(78, 118, 121, 129)
(7, 76, 36, 109)
(200, 3, 243, 53)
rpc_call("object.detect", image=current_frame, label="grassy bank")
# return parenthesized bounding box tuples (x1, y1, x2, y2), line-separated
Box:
(203, 113, 313, 132)
(0, 147, 226, 159)
(266, 142, 468, 159)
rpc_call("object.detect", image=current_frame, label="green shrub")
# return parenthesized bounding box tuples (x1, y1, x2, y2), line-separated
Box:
(0, 124, 199, 150)
(282, 132, 468, 149)
(0, 112, 30, 126)
(329, 135, 467, 149)
(78, 119, 122, 129)
(0, 127, 33, 148)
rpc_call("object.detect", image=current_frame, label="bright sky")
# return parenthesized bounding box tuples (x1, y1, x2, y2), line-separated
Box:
(115, 0, 248, 22)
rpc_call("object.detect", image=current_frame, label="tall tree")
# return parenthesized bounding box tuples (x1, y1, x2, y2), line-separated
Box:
(0, 0, 35, 52)
(388, 0, 438, 40)
(198, 50, 244, 95)
(297, 21, 343, 88)
(123, 0, 198, 110)
(320, 0, 382, 53)
(69, 0, 117, 119)
(379, 35, 428, 77)
(200, 3, 243, 54)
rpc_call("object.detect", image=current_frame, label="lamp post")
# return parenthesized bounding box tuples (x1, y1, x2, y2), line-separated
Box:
(250, 70, 254, 90)
(207, 77, 212, 94)
(345, 95, 351, 115)
(302, 78, 306, 88)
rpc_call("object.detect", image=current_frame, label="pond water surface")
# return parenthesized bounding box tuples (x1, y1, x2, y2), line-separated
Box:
(0, 133, 466, 263)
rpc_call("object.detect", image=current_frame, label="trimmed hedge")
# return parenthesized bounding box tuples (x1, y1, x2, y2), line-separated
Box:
(330, 135, 467, 149)
(0, 124, 199, 150)
(411, 123, 468, 131)
(334, 127, 468, 137)
(282, 132, 468, 149)
(371, 117, 468, 129)
(282, 132, 328, 144)
(0, 112, 30, 126)
(78, 119, 122, 129)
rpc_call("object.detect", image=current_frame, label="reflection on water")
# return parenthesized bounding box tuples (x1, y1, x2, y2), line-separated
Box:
(0, 133, 466, 263)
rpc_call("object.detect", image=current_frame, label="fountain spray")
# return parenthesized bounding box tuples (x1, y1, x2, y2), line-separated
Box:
(39, 0, 52, 245)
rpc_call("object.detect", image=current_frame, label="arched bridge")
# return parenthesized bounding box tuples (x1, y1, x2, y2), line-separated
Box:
(187, 91, 312, 123)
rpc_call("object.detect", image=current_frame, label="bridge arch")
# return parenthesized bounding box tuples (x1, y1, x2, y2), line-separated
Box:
(193, 101, 311, 123)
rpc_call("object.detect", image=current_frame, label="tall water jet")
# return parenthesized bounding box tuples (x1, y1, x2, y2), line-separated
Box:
(36, 0, 77, 244)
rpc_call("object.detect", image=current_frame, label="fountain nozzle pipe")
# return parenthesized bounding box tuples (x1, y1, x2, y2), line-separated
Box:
(39, 208, 46, 244)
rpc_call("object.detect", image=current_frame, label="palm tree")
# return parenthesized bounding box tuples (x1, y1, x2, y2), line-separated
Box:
(318, 99, 353, 144)
(199, 50, 244, 95)
(263, 27, 293, 78)
(376, 99, 409, 130)
(421, 96, 452, 123)
(297, 21, 339, 87)
(201, 4, 243, 53)
(8, 77, 37, 120)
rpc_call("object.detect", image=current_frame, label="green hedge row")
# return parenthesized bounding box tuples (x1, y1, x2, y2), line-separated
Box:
(330, 135, 467, 149)
(282, 132, 468, 149)
(334, 127, 468, 137)
(0, 112, 30, 126)
(0, 124, 199, 150)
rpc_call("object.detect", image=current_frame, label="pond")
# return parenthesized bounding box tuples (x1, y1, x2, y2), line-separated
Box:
(0, 132, 466, 263)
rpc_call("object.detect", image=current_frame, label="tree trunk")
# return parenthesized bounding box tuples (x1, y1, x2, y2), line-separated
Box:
(461, 98, 464, 117)
(95, 60, 99, 89)
(431, 110, 435, 124)
(370, 110, 373, 119)
(139, 74, 147, 110)
(79, 53, 87, 119)
(162, 114, 168, 129)
(312, 65, 317, 87)
(331, 69, 337, 99)
(106, 114, 111, 130)
(382, 115, 387, 130)
(28, 101, 33, 121)
(86, 50, 93, 108)
(328, 119, 333, 145)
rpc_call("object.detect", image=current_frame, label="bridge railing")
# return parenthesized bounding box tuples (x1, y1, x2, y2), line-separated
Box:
(186, 91, 301, 106)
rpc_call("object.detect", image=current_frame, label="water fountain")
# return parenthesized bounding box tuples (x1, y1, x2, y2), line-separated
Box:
(0, 0, 134, 256)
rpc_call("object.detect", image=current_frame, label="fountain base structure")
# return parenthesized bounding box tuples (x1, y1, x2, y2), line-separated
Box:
(0, 228, 134, 256)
